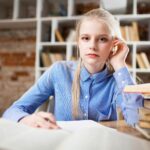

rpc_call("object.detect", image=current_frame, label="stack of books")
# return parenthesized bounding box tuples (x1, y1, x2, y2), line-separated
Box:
(120, 21, 140, 41)
(124, 83, 150, 139)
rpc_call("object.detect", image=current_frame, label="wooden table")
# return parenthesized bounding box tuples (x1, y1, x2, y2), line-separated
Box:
(100, 120, 149, 140)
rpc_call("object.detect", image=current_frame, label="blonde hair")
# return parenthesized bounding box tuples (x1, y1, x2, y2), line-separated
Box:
(72, 8, 122, 119)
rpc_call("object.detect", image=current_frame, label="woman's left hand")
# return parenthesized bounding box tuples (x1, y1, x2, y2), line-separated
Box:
(109, 38, 129, 71)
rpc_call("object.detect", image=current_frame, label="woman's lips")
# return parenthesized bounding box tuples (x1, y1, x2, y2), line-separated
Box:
(86, 54, 99, 58)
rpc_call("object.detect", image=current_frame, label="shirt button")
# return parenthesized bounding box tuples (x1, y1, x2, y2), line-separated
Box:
(84, 113, 87, 117)
(85, 95, 88, 99)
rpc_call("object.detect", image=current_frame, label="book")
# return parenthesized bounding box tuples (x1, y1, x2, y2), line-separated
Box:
(123, 83, 150, 94)
(139, 121, 150, 129)
(66, 29, 76, 42)
(120, 26, 126, 40)
(140, 52, 150, 69)
(137, 109, 150, 140)
(139, 108, 150, 121)
(124, 25, 130, 41)
(0, 119, 150, 150)
(120, 25, 135, 41)
(41, 51, 51, 67)
(128, 26, 133, 41)
(55, 29, 64, 42)
(144, 99, 150, 109)
(132, 21, 140, 41)
(136, 53, 146, 69)
(143, 94, 150, 99)
(135, 125, 150, 140)
(140, 114, 150, 122)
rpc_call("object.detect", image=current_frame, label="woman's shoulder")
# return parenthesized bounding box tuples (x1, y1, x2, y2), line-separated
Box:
(37, 61, 77, 83)
(49, 61, 77, 74)
(51, 60, 77, 70)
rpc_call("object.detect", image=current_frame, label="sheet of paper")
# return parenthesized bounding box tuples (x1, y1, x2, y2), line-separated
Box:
(57, 120, 116, 132)
(57, 125, 150, 150)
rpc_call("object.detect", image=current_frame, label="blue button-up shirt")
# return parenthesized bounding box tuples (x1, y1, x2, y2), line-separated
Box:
(3, 61, 143, 126)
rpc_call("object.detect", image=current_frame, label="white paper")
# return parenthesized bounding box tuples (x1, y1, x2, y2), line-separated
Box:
(57, 120, 115, 132)
(0, 119, 150, 150)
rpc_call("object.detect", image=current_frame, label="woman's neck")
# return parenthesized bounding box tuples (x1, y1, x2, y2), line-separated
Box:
(83, 63, 105, 74)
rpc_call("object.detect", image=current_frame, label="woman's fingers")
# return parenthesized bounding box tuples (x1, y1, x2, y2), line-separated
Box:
(109, 38, 129, 71)
(36, 112, 60, 129)
(113, 39, 128, 50)
(36, 111, 57, 124)
(19, 112, 60, 129)
(34, 116, 60, 129)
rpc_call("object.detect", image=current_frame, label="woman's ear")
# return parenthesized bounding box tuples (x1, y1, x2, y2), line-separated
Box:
(112, 45, 118, 55)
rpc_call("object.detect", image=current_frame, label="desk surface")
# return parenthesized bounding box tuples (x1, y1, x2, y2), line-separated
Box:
(100, 120, 149, 140)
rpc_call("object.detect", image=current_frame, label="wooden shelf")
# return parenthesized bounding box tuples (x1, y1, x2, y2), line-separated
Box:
(0, 0, 149, 82)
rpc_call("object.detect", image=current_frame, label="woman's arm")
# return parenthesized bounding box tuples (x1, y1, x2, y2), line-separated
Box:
(113, 67, 143, 127)
(2, 64, 56, 122)
(110, 38, 143, 126)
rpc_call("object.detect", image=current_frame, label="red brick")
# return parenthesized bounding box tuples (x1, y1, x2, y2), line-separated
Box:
(15, 71, 29, 77)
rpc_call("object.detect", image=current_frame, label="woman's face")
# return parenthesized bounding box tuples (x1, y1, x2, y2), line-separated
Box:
(78, 18, 113, 71)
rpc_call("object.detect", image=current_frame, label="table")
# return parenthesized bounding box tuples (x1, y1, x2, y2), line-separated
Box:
(100, 120, 149, 140)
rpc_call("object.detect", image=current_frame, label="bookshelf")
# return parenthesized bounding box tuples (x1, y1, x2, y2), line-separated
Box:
(0, 0, 36, 29)
(35, 0, 150, 84)
(0, 0, 149, 83)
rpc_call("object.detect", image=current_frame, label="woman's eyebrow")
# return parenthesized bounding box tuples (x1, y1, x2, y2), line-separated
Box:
(80, 34, 89, 36)
(80, 34, 111, 36)
(98, 34, 111, 37)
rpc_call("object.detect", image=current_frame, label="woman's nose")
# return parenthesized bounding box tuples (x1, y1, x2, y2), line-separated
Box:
(89, 39, 97, 50)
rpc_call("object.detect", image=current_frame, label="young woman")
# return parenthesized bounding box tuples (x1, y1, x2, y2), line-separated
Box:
(3, 8, 143, 129)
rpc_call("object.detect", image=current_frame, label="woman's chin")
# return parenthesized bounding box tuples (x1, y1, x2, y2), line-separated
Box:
(84, 60, 103, 66)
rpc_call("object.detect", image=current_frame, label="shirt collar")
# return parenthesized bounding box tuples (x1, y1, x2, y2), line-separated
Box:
(80, 65, 110, 83)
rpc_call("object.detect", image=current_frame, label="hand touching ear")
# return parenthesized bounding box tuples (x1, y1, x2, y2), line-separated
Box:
(109, 38, 129, 71)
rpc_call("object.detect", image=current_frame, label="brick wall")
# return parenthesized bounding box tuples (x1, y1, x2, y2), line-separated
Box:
(0, 28, 36, 116)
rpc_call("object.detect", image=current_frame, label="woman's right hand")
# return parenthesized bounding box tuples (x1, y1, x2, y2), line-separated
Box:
(19, 111, 60, 129)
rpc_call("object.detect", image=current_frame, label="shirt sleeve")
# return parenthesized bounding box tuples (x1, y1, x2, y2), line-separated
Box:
(2, 63, 57, 122)
(113, 67, 143, 127)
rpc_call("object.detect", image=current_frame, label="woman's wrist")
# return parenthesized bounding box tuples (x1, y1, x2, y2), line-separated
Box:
(113, 62, 126, 71)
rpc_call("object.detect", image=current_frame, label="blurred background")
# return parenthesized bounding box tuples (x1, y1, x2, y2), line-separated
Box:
(0, 0, 150, 116)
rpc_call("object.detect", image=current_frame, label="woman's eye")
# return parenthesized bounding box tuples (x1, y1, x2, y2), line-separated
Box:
(81, 37, 89, 41)
(99, 37, 108, 42)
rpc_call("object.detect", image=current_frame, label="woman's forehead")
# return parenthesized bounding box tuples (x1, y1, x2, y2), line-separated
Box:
(79, 18, 111, 35)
